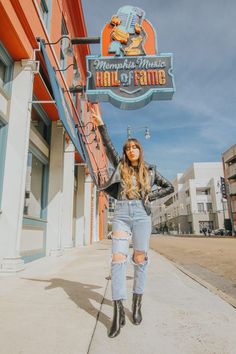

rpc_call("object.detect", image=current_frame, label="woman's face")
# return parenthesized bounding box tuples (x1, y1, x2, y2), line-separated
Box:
(125, 141, 140, 164)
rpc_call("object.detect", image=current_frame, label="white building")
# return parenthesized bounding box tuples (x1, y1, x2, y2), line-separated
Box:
(222, 144, 236, 234)
(152, 163, 229, 235)
(0, 4, 109, 272)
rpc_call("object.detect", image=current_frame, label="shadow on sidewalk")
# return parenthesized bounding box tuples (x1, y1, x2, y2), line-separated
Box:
(21, 277, 133, 329)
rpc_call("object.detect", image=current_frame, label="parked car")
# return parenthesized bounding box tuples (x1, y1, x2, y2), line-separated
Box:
(212, 228, 231, 236)
(151, 226, 160, 234)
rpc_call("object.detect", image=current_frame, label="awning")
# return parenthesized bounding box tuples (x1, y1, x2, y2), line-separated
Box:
(40, 39, 85, 160)
(38, 39, 103, 187)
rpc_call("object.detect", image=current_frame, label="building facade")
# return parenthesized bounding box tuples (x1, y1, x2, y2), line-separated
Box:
(152, 163, 229, 235)
(222, 144, 236, 235)
(0, 0, 108, 272)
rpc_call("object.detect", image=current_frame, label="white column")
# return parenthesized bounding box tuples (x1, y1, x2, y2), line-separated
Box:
(0, 60, 36, 272)
(74, 165, 85, 246)
(84, 173, 92, 245)
(61, 140, 75, 249)
(92, 185, 98, 242)
(74, 165, 92, 246)
(46, 122, 64, 256)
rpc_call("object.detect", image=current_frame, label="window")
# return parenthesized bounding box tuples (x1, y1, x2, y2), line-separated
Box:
(31, 104, 51, 144)
(197, 203, 204, 212)
(0, 42, 13, 95)
(186, 204, 191, 214)
(196, 188, 210, 195)
(39, 0, 52, 32)
(0, 120, 8, 208)
(206, 202, 212, 212)
(24, 152, 48, 219)
(185, 189, 190, 197)
(60, 17, 68, 72)
(24, 153, 43, 218)
(0, 59, 6, 85)
(24, 104, 50, 219)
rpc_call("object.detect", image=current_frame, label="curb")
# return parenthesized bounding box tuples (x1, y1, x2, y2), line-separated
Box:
(170, 261, 236, 309)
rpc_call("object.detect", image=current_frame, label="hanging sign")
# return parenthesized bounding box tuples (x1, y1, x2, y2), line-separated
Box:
(86, 6, 175, 110)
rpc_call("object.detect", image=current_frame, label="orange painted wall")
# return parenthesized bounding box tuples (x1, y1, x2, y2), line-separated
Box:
(1, 0, 109, 243)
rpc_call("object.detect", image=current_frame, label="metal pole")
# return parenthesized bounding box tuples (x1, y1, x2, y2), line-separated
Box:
(226, 182, 235, 235)
(71, 37, 100, 45)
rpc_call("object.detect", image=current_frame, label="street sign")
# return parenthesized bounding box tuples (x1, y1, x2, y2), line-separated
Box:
(220, 177, 227, 199)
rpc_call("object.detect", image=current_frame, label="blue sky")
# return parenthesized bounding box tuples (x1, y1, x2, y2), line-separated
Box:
(82, 0, 236, 180)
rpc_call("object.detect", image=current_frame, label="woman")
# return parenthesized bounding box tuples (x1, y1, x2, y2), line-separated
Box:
(91, 109, 174, 338)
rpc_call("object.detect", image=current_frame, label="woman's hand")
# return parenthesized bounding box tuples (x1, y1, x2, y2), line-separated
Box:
(90, 107, 104, 126)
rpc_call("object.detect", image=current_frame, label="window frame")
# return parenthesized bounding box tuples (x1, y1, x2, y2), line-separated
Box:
(0, 117, 8, 210)
(23, 146, 49, 221)
(197, 202, 205, 213)
(23, 102, 51, 221)
(0, 41, 13, 97)
(32, 98, 51, 144)
(60, 16, 69, 72)
(39, 0, 52, 33)
(206, 202, 213, 212)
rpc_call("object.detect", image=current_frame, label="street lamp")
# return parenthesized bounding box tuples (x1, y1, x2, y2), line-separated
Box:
(127, 125, 151, 139)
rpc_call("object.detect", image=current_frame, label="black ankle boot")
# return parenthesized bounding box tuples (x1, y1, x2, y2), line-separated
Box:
(108, 300, 126, 338)
(132, 293, 142, 325)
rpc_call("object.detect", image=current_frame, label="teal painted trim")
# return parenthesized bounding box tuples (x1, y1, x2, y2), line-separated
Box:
(32, 96, 51, 126)
(41, 164, 49, 220)
(32, 95, 51, 144)
(40, 0, 52, 34)
(25, 143, 49, 223)
(0, 121, 8, 208)
(23, 217, 47, 228)
(22, 217, 47, 262)
(21, 252, 46, 264)
(29, 142, 49, 165)
(0, 41, 13, 96)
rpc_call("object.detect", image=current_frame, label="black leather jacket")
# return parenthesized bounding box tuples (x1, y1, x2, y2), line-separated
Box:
(98, 124, 174, 215)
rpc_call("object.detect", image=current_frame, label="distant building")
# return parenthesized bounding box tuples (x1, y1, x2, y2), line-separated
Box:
(152, 163, 229, 235)
(222, 144, 236, 235)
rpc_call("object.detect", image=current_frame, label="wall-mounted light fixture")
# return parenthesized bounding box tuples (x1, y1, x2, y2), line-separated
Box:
(83, 134, 100, 150)
(75, 122, 99, 150)
(69, 84, 86, 94)
(75, 121, 97, 136)
(55, 63, 74, 72)
(40, 35, 100, 95)
(43, 36, 100, 56)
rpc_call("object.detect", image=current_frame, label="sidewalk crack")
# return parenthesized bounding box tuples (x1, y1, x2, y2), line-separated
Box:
(87, 276, 110, 353)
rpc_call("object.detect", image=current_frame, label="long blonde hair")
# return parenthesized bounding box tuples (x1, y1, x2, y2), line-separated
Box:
(120, 138, 151, 199)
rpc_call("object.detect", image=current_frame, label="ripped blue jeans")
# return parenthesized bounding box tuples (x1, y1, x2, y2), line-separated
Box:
(111, 200, 152, 301)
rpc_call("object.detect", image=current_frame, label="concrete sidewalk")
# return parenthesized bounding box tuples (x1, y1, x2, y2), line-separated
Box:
(0, 240, 236, 354)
